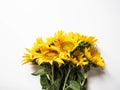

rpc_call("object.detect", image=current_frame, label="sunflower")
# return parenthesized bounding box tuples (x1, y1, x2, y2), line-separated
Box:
(22, 37, 44, 64)
(22, 53, 33, 64)
(84, 47, 104, 68)
(79, 35, 97, 45)
(58, 32, 80, 56)
(54, 30, 65, 40)
(32, 37, 44, 52)
(26, 37, 44, 54)
(72, 50, 88, 67)
(22, 48, 38, 64)
(46, 30, 65, 46)
(36, 45, 64, 67)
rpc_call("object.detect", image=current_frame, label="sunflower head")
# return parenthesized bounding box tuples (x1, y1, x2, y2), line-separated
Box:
(84, 47, 104, 68)
(58, 32, 80, 55)
(79, 35, 97, 45)
(35, 46, 64, 66)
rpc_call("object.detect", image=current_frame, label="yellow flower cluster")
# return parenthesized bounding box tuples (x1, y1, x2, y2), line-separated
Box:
(22, 31, 104, 68)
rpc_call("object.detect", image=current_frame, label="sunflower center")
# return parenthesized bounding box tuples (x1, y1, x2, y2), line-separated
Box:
(61, 42, 74, 51)
(44, 51, 58, 60)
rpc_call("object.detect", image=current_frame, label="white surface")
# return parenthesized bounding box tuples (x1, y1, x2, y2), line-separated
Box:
(0, 0, 120, 90)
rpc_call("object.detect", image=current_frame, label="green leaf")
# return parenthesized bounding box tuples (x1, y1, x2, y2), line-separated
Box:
(69, 69, 77, 81)
(68, 80, 80, 90)
(40, 75, 50, 89)
(77, 73, 83, 84)
(46, 85, 58, 90)
(32, 67, 47, 76)
(54, 78, 61, 90)
(46, 78, 61, 90)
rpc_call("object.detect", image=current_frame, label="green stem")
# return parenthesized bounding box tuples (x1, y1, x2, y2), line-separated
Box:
(63, 65, 71, 90)
(80, 72, 88, 90)
(51, 65, 54, 85)
(64, 86, 69, 90)
(81, 78, 86, 86)
(81, 73, 87, 86)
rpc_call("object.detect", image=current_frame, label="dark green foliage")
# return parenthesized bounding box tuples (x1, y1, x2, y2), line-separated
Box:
(32, 62, 89, 90)
(40, 75, 50, 89)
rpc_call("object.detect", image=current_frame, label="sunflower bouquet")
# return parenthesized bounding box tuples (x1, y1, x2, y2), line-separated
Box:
(22, 30, 104, 90)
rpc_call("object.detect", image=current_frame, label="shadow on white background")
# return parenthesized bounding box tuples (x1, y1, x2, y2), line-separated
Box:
(0, 0, 120, 90)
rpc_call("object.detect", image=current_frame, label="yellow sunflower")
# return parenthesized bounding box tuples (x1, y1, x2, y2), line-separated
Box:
(26, 37, 44, 54)
(22, 48, 39, 64)
(54, 30, 65, 40)
(72, 50, 88, 67)
(46, 30, 65, 46)
(84, 47, 104, 68)
(22, 53, 33, 64)
(22, 37, 44, 64)
(58, 32, 80, 56)
(32, 37, 44, 52)
(36, 45, 64, 67)
(79, 35, 97, 45)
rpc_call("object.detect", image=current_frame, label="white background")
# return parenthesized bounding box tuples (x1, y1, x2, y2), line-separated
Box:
(0, 0, 120, 90)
